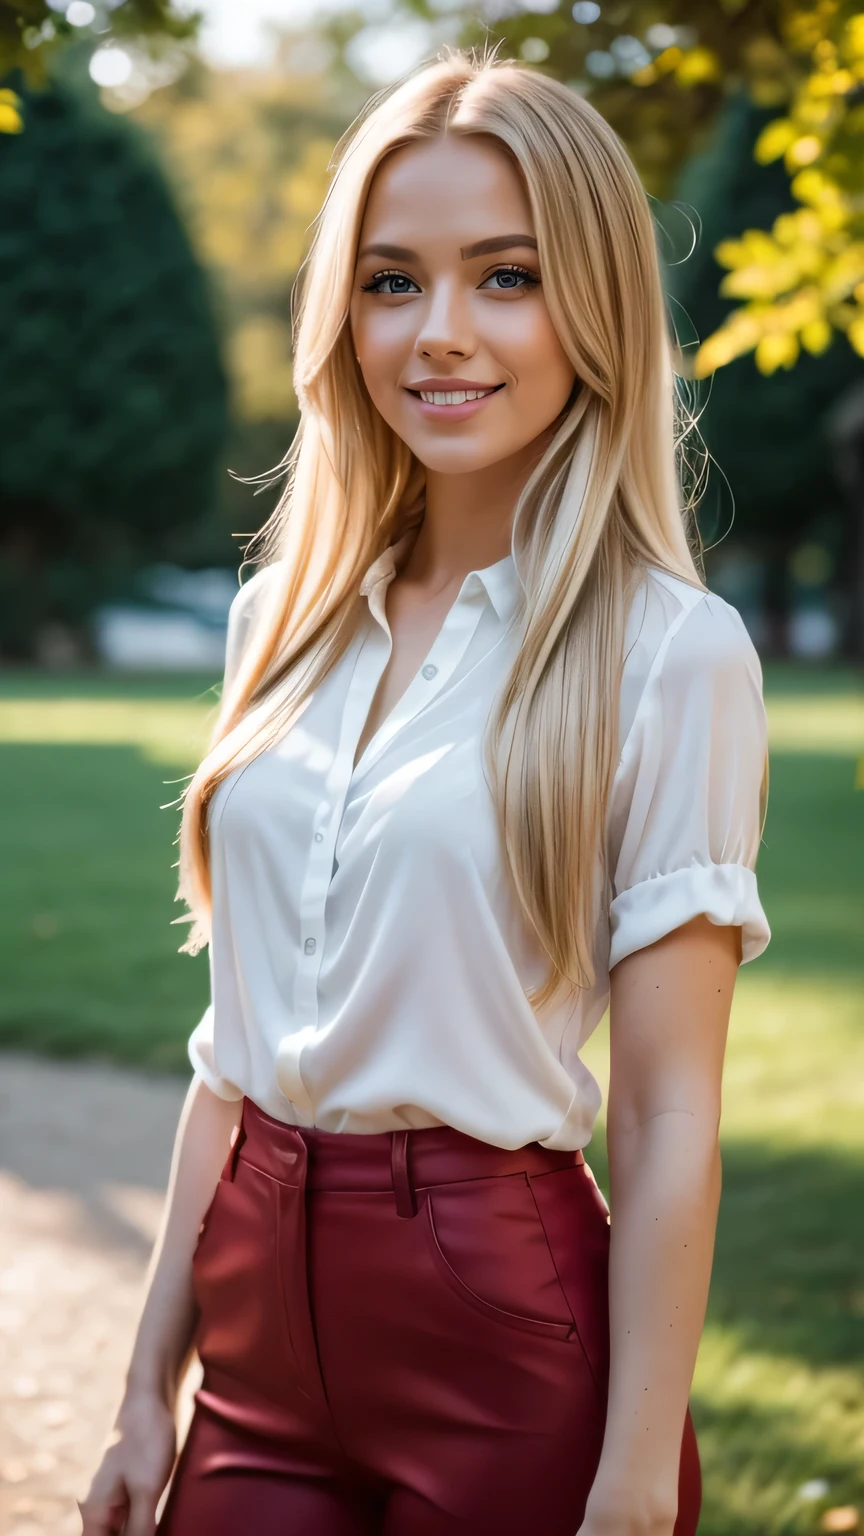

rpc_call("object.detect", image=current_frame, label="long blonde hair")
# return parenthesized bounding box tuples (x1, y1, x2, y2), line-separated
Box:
(173, 50, 703, 1009)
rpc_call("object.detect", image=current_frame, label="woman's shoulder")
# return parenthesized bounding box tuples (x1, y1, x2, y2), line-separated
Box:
(224, 560, 284, 688)
(228, 560, 283, 624)
(620, 566, 762, 744)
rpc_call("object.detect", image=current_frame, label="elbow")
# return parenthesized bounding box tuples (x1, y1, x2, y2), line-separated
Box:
(607, 1078, 723, 1143)
(606, 1093, 724, 1173)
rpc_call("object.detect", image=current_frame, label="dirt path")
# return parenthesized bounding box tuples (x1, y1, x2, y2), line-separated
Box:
(0, 1054, 199, 1536)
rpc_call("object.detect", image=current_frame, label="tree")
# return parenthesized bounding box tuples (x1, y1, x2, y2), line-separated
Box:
(0, 67, 228, 656)
(670, 92, 860, 569)
(128, 52, 361, 554)
(0, 0, 198, 81)
(692, 6, 864, 377)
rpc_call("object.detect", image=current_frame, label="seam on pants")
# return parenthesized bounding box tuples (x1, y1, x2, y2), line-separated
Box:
(525, 1172, 602, 1393)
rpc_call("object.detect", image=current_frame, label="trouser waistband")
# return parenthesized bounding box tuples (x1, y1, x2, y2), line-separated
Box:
(227, 1096, 584, 1220)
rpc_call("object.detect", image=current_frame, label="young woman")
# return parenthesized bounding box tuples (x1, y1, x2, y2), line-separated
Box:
(79, 50, 770, 1536)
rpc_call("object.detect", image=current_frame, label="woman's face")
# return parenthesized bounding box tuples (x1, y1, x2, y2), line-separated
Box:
(349, 134, 577, 476)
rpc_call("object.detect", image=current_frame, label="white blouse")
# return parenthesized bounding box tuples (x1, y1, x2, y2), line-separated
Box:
(187, 537, 770, 1150)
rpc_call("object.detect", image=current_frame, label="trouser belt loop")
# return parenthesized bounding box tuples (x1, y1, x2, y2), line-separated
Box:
(390, 1130, 417, 1219)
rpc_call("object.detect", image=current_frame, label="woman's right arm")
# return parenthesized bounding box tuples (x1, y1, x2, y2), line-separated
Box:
(78, 1075, 242, 1536)
(79, 569, 270, 1534)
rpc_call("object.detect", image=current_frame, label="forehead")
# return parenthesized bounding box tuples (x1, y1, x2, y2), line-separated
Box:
(359, 134, 533, 240)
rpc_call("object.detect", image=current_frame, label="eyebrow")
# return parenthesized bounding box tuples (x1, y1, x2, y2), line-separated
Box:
(357, 234, 538, 263)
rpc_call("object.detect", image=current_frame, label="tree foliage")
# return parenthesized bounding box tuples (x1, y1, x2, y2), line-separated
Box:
(671, 92, 860, 567)
(693, 5, 864, 376)
(0, 69, 228, 655)
(125, 52, 365, 562)
(133, 56, 357, 427)
(0, 0, 198, 84)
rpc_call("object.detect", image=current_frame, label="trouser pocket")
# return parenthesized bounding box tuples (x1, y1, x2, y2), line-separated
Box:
(528, 1162, 611, 1399)
(419, 1171, 584, 1344)
(192, 1162, 303, 1401)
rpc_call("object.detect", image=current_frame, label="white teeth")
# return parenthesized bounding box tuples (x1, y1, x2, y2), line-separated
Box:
(418, 388, 496, 405)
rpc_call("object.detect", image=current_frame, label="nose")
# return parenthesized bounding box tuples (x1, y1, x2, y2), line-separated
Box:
(414, 277, 476, 362)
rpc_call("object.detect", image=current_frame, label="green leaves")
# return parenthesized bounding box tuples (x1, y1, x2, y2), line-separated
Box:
(0, 0, 200, 81)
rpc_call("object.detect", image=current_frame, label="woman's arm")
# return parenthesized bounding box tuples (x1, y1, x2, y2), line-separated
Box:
(78, 1076, 242, 1536)
(125, 1073, 242, 1404)
(581, 914, 740, 1536)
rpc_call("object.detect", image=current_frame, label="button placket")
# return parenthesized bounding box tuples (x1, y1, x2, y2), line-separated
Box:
(351, 583, 489, 782)
(292, 625, 391, 1030)
(282, 579, 496, 1117)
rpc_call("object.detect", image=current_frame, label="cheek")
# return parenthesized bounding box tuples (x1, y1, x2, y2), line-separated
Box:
(501, 306, 572, 385)
(352, 304, 411, 376)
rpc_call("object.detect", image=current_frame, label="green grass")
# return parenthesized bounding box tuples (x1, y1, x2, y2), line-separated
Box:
(1, 664, 863, 1534)
(0, 673, 222, 1065)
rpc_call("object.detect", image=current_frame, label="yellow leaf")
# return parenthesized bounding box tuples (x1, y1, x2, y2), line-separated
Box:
(715, 229, 780, 270)
(654, 46, 683, 73)
(693, 334, 736, 377)
(0, 101, 23, 134)
(755, 118, 797, 164)
(755, 333, 800, 373)
(791, 207, 827, 245)
(801, 318, 832, 353)
(791, 168, 830, 204)
(674, 47, 721, 87)
(845, 16, 864, 58)
(773, 212, 801, 248)
(785, 135, 823, 170)
(694, 314, 762, 376)
(714, 238, 747, 270)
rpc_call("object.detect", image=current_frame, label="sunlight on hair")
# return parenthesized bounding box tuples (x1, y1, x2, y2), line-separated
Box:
(174, 47, 718, 1007)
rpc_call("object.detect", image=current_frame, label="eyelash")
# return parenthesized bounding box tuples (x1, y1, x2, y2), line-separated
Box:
(359, 263, 541, 295)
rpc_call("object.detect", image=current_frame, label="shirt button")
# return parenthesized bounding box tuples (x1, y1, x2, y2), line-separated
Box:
(304, 938, 317, 955)
(314, 832, 324, 843)
(421, 663, 438, 680)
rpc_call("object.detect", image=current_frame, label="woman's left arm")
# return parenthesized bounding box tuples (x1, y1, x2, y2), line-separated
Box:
(581, 914, 741, 1536)
(577, 590, 772, 1535)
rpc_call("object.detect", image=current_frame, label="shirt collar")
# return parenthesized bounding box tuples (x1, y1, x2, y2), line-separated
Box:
(359, 532, 522, 627)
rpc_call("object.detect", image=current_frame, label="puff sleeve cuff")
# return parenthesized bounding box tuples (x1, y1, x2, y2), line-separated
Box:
(608, 593, 771, 970)
(187, 1003, 244, 1102)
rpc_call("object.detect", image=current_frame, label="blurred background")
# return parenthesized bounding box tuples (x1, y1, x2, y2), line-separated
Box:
(0, 2, 862, 1533)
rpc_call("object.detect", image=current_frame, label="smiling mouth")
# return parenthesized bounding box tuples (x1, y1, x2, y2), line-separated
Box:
(406, 384, 505, 406)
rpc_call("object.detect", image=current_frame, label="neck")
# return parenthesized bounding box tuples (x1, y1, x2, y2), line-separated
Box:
(403, 434, 548, 588)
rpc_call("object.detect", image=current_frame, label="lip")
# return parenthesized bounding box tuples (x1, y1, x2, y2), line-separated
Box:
(403, 380, 505, 424)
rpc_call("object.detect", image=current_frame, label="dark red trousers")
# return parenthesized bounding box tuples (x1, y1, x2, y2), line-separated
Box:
(157, 1096, 701, 1535)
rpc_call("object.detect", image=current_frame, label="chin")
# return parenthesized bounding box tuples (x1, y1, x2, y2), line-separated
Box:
(408, 438, 513, 476)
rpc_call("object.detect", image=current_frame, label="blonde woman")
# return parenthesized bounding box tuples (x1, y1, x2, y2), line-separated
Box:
(79, 50, 770, 1536)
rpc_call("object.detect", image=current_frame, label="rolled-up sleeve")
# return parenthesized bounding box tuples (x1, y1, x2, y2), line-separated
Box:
(608, 593, 771, 969)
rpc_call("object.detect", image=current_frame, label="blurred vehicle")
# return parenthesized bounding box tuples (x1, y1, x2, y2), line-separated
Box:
(91, 565, 237, 670)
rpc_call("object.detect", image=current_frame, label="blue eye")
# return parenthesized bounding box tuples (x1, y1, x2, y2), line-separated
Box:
(360, 270, 420, 295)
(480, 265, 540, 291)
(359, 263, 540, 295)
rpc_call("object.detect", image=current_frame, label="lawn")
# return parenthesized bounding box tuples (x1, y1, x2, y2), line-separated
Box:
(1, 662, 862, 1535)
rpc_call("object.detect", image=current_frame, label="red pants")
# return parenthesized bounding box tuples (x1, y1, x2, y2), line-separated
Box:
(157, 1097, 701, 1535)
